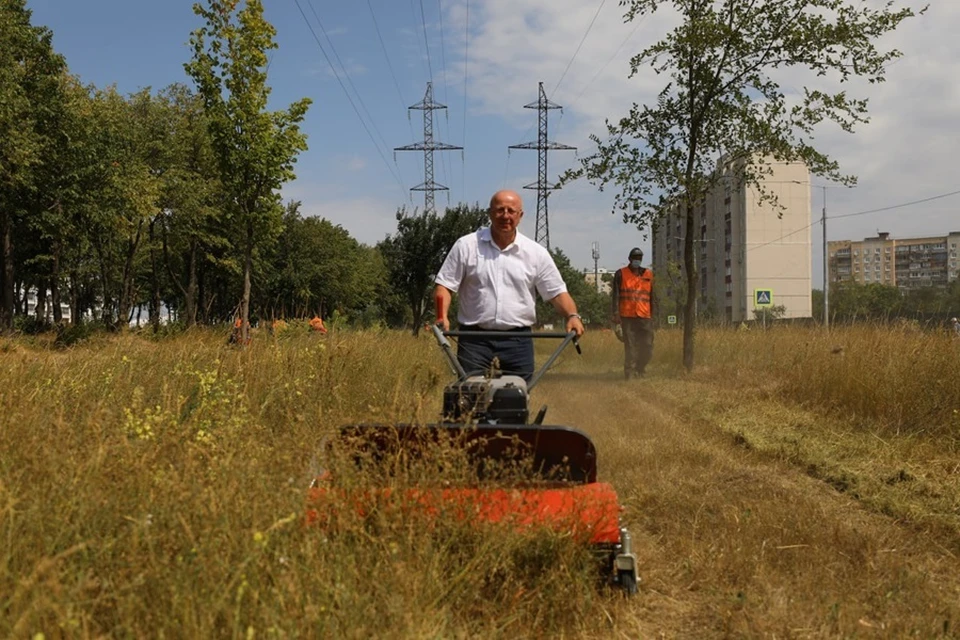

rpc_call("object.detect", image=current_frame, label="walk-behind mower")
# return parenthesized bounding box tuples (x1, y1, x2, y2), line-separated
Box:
(307, 326, 639, 595)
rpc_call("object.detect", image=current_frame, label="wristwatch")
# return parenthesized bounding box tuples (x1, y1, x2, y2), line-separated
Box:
(566, 313, 581, 320)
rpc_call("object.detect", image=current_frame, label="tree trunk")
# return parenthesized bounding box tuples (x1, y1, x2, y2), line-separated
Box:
(51, 241, 62, 323)
(149, 219, 161, 331)
(35, 279, 47, 321)
(0, 211, 13, 331)
(682, 197, 698, 372)
(241, 220, 254, 344)
(69, 269, 80, 325)
(117, 221, 144, 332)
(410, 293, 424, 337)
(184, 239, 198, 327)
(94, 240, 113, 326)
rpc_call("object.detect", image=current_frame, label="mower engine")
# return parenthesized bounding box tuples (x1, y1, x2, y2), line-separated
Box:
(442, 373, 529, 424)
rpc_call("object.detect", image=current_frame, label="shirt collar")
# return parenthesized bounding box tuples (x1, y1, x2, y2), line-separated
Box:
(479, 227, 521, 252)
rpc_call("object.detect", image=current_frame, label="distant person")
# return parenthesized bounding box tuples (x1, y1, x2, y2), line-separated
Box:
(952, 317, 960, 338)
(434, 189, 585, 380)
(612, 247, 655, 379)
(309, 316, 327, 333)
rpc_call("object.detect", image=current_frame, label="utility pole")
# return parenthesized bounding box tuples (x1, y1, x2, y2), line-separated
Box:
(509, 82, 576, 250)
(822, 186, 829, 329)
(394, 82, 462, 215)
(592, 241, 601, 293)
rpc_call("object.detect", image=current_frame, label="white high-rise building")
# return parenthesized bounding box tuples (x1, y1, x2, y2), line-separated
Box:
(652, 159, 812, 322)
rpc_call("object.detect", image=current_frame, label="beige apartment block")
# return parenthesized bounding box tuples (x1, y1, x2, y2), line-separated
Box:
(582, 268, 613, 295)
(828, 231, 960, 289)
(652, 159, 813, 323)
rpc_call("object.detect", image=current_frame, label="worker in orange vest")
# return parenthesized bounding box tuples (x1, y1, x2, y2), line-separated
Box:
(612, 247, 655, 379)
(309, 316, 327, 333)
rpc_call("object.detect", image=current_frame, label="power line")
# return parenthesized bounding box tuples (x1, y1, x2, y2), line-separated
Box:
(306, 1, 395, 157)
(365, 0, 417, 197)
(503, 0, 606, 188)
(747, 187, 960, 252)
(366, 0, 409, 111)
(408, 0, 430, 81)
(551, 0, 607, 97)
(565, 13, 648, 113)
(419, 0, 435, 83)
(460, 0, 470, 197)
(832, 189, 960, 220)
(436, 0, 454, 206)
(292, 0, 407, 199)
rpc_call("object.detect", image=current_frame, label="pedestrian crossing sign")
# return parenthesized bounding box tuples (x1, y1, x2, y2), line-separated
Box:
(754, 289, 773, 307)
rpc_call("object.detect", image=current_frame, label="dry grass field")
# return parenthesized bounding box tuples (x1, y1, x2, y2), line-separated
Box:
(1, 323, 959, 638)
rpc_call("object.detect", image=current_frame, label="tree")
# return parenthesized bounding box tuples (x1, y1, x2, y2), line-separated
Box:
(536, 249, 611, 327)
(154, 83, 223, 329)
(753, 303, 786, 324)
(267, 201, 387, 320)
(185, 0, 311, 343)
(0, 0, 66, 330)
(378, 204, 489, 336)
(653, 260, 686, 325)
(566, 0, 924, 370)
(829, 281, 901, 322)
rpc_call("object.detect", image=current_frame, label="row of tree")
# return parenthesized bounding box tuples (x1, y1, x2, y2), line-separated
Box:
(3, 0, 927, 371)
(814, 282, 960, 324)
(0, 0, 609, 336)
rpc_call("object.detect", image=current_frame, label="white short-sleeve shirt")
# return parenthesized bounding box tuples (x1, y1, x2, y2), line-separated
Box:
(435, 228, 568, 329)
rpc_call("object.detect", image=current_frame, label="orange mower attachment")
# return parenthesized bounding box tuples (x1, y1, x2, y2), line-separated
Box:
(307, 422, 639, 594)
(305, 326, 639, 595)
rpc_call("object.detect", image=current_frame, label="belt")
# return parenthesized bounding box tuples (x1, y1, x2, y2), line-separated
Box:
(460, 324, 531, 333)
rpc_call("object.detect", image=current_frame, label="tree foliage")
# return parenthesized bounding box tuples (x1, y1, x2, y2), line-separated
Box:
(536, 249, 611, 327)
(378, 204, 489, 336)
(566, 0, 925, 369)
(0, 0, 65, 330)
(184, 0, 311, 342)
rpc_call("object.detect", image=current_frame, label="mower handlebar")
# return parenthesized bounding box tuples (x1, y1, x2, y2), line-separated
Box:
(431, 324, 581, 391)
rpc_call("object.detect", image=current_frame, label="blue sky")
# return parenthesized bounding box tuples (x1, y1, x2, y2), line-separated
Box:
(25, 0, 960, 283)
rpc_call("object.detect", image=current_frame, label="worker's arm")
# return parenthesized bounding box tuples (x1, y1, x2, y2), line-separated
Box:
(434, 285, 453, 331)
(611, 269, 621, 324)
(548, 292, 585, 337)
(649, 274, 657, 319)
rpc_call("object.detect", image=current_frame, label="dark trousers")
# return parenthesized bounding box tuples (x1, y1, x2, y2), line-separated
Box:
(456, 326, 535, 381)
(622, 317, 654, 375)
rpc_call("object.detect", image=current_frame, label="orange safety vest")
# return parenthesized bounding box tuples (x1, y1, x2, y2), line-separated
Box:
(618, 267, 653, 319)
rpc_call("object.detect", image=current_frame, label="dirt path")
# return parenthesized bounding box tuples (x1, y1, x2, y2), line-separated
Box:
(537, 371, 960, 638)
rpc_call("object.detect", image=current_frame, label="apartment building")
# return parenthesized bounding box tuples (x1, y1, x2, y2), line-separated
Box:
(582, 268, 613, 294)
(652, 159, 813, 322)
(828, 232, 960, 289)
(24, 289, 73, 323)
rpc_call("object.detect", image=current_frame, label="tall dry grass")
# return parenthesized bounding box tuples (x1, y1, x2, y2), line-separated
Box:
(652, 323, 960, 439)
(0, 328, 613, 638)
(2, 322, 959, 637)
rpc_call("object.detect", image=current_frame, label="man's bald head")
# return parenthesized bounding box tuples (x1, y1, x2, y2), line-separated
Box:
(489, 190, 523, 212)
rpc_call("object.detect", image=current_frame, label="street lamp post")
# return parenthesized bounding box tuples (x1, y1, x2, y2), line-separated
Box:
(822, 186, 828, 329)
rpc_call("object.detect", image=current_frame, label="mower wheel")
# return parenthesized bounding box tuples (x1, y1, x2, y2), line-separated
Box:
(617, 570, 638, 596)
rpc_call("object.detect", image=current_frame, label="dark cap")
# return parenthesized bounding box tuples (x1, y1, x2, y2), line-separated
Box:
(629, 247, 644, 259)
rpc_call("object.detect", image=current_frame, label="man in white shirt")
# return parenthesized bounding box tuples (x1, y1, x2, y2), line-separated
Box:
(434, 189, 585, 379)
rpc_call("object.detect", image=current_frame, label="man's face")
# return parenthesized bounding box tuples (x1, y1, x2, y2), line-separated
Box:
(489, 194, 523, 234)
